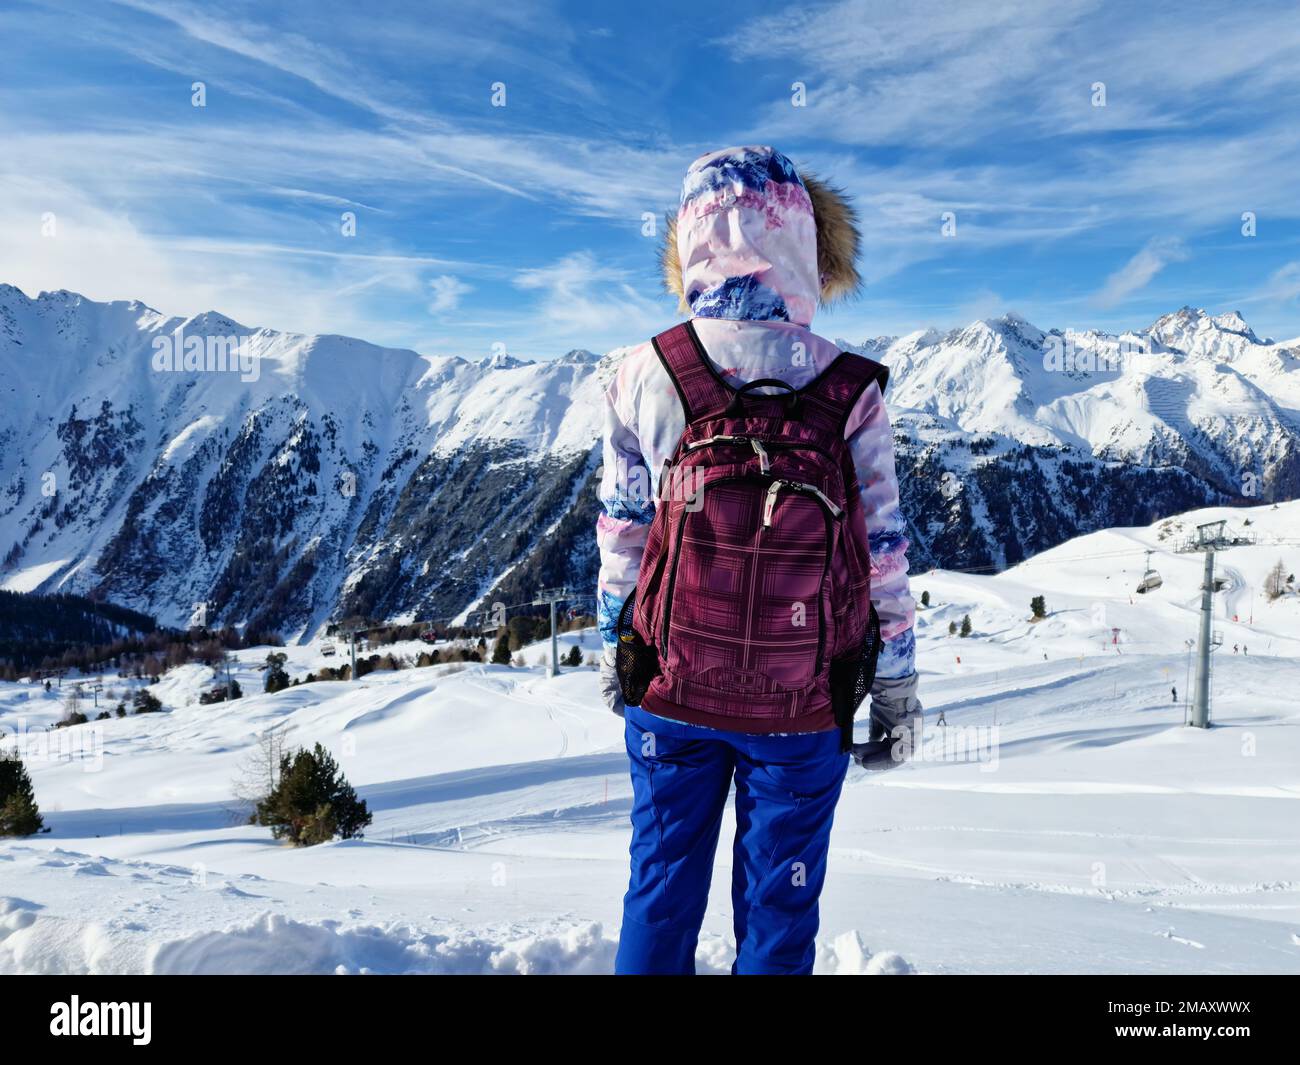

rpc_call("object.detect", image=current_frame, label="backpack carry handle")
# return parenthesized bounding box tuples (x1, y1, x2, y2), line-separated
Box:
(725, 378, 802, 418)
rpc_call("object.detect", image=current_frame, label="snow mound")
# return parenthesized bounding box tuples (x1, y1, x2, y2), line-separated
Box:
(2, 896, 908, 975)
(819, 931, 914, 975)
(150, 913, 618, 975)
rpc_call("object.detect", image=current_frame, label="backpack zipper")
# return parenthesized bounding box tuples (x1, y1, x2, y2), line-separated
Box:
(762, 479, 843, 527)
(761, 479, 840, 679)
(683, 434, 837, 469)
(677, 437, 846, 520)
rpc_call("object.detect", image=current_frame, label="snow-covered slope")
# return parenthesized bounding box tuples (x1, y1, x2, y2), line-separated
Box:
(2, 501, 1299, 974)
(3, 284, 1297, 635)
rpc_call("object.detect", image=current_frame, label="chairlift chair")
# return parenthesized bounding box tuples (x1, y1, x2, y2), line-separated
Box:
(1135, 550, 1163, 594)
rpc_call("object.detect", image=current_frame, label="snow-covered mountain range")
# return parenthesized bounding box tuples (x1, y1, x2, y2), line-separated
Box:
(844, 307, 1300, 573)
(2, 284, 1297, 635)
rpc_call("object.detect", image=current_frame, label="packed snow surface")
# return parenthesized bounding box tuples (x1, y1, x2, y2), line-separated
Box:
(3, 502, 1300, 974)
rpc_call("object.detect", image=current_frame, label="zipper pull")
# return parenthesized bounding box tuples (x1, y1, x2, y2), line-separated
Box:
(750, 438, 771, 474)
(762, 480, 784, 528)
(790, 481, 844, 519)
(809, 484, 844, 519)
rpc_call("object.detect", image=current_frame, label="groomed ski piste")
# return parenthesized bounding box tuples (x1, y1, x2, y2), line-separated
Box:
(3, 501, 1299, 974)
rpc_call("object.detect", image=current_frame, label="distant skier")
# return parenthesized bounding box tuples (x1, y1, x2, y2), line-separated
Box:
(1243, 644, 1248, 655)
(1171, 685, 1177, 703)
(597, 146, 918, 975)
(1233, 643, 1239, 653)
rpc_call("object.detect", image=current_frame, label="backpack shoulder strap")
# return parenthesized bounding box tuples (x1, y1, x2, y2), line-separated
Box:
(801, 352, 889, 436)
(651, 321, 733, 422)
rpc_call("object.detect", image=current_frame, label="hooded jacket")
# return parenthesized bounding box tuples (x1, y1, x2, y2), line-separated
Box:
(596, 146, 916, 700)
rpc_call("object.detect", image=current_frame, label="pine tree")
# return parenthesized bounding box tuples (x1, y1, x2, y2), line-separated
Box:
(1030, 595, 1047, 619)
(920, 590, 931, 608)
(948, 620, 957, 635)
(254, 742, 371, 846)
(492, 633, 512, 665)
(960, 614, 972, 637)
(133, 689, 163, 714)
(263, 651, 290, 693)
(562, 644, 583, 667)
(0, 751, 43, 837)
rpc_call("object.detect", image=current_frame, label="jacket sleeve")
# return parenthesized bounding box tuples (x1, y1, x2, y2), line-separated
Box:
(596, 371, 656, 651)
(847, 382, 917, 687)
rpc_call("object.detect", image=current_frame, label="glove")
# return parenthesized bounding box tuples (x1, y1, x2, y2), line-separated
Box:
(852, 673, 922, 771)
(599, 646, 625, 718)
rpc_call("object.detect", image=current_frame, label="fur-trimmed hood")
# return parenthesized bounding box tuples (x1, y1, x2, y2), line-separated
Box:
(660, 146, 861, 327)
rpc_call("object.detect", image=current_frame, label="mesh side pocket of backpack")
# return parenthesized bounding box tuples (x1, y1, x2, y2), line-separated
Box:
(615, 595, 660, 707)
(829, 604, 883, 751)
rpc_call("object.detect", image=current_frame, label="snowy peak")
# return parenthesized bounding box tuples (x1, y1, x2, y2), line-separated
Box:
(477, 351, 530, 370)
(836, 335, 897, 358)
(1147, 306, 1262, 359)
(1211, 309, 1255, 337)
(556, 348, 600, 365)
(876, 314, 1064, 444)
(958, 312, 1047, 352)
(179, 310, 249, 336)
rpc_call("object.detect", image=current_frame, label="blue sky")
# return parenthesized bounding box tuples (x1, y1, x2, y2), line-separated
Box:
(4, 0, 1300, 357)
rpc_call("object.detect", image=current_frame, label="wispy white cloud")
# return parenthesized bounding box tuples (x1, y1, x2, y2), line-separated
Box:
(724, 0, 1098, 146)
(0, 172, 483, 345)
(1093, 237, 1190, 309)
(108, 0, 435, 126)
(428, 275, 472, 315)
(1255, 262, 1300, 305)
(726, 0, 1300, 147)
(514, 251, 667, 343)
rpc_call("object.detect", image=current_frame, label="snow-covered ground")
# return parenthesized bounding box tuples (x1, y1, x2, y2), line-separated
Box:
(3, 502, 1299, 974)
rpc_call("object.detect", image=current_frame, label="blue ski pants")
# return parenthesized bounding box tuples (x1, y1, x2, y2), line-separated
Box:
(615, 704, 849, 975)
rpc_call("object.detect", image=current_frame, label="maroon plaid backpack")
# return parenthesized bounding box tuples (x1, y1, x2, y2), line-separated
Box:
(615, 321, 888, 748)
